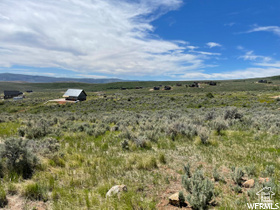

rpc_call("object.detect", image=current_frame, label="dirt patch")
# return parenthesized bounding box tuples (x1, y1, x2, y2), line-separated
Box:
(269, 95, 280, 99)
(156, 166, 191, 209)
(4, 195, 48, 210)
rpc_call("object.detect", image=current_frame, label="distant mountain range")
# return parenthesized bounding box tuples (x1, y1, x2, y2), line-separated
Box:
(0, 73, 129, 83)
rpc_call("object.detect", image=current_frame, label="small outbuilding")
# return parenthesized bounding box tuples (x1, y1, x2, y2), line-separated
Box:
(164, 85, 171, 90)
(209, 81, 217, 86)
(4, 90, 23, 99)
(189, 82, 199, 87)
(63, 89, 87, 101)
(258, 80, 267, 83)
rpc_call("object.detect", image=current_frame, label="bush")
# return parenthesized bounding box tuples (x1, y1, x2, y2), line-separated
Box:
(264, 165, 275, 176)
(231, 168, 244, 186)
(213, 168, 221, 182)
(212, 117, 228, 135)
(159, 153, 166, 164)
(0, 186, 8, 208)
(183, 163, 191, 178)
(232, 185, 242, 193)
(245, 165, 257, 177)
(0, 159, 4, 178)
(198, 127, 210, 144)
(206, 93, 214, 98)
(121, 139, 129, 150)
(0, 138, 39, 179)
(182, 169, 214, 209)
(224, 108, 243, 120)
(179, 191, 185, 207)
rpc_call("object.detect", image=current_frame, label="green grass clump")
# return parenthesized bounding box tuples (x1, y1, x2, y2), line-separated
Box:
(0, 186, 8, 208)
(23, 182, 48, 201)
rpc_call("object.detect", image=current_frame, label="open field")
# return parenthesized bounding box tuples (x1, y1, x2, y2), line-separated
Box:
(0, 78, 280, 209)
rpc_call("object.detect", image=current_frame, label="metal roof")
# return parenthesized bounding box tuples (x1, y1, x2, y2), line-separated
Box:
(4, 90, 22, 96)
(63, 89, 87, 97)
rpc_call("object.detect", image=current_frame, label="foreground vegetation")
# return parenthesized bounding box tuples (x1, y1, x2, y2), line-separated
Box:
(0, 79, 280, 209)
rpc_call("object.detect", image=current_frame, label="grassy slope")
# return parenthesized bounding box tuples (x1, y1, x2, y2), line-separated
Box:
(0, 78, 280, 209)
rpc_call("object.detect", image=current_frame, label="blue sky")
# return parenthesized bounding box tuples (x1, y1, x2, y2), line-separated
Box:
(0, 0, 280, 80)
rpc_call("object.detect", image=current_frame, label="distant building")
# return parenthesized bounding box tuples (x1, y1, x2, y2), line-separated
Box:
(209, 81, 217, 86)
(164, 85, 171, 90)
(189, 82, 199, 87)
(26, 90, 33, 93)
(258, 80, 267, 83)
(63, 89, 87, 101)
(4, 90, 23, 99)
(153, 86, 160, 90)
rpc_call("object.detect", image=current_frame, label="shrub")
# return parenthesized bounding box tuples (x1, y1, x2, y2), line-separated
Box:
(198, 127, 210, 144)
(232, 185, 242, 193)
(159, 153, 166, 164)
(0, 138, 39, 179)
(206, 93, 214, 98)
(205, 111, 215, 121)
(212, 117, 228, 135)
(0, 159, 4, 178)
(264, 165, 275, 176)
(245, 165, 257, 177)
(213, 168, 221, 182)
(0, 186, 8, 208)
(183, 163, 191, 178)
(231, 168, 244, 186)
(121, 139, 129, 150)
(179, 191, 185, 207)
(224, 107, 243, 120)
(182, 169, 214, 209)
(133, 136, 151, 149)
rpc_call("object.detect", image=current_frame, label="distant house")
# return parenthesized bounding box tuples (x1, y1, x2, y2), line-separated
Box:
(189, 82, 199, 88)
(164, 85, 171, 90)
(258, 80, 267, 83)
(26, 90, 33, 93)
(209, 81, 217, 86)
(63, 89, 87, 101)
(4, 90, 23, 99)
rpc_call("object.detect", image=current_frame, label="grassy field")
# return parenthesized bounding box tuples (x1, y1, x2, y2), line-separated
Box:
(0, 79, 280, 209)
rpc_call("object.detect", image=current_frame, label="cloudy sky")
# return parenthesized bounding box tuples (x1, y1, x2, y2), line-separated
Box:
(0, 0, 280, 80)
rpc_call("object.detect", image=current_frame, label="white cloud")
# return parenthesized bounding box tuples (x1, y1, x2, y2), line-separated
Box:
(178, 60, 280, 80)
(247, 25, 280, 36)
(224, 22, 235, 27)
(0, 0, 221, 78)
(206, 42, 222, 48)
(239, 51, 271, 62)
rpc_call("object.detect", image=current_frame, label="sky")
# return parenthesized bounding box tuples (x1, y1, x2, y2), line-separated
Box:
(0, 0, 280, 81)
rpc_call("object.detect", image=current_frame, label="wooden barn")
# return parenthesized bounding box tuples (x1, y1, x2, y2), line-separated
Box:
(4, 90, 23, 99)
(63, 89, 87, 101)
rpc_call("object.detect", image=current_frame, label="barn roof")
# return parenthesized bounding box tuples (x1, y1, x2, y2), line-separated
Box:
(4, 90, 22, 96)
(63, 89, 87, 97)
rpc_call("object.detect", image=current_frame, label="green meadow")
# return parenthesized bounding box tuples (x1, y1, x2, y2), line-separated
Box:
(0, 78, 279, 209)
